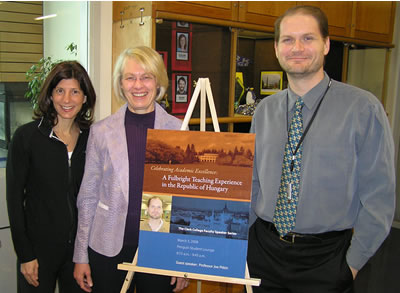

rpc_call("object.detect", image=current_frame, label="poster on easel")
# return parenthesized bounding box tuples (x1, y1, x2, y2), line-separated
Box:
(137, 129, 255, 279)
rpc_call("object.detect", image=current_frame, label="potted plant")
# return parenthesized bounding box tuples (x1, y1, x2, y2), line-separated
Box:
(24, 43, 78, 109)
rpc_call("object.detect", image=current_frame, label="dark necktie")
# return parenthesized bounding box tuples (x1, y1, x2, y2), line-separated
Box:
(273, 97, 304, 236)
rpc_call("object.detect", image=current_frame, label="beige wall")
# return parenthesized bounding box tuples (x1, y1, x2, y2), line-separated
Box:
(112, 2, 153, 113)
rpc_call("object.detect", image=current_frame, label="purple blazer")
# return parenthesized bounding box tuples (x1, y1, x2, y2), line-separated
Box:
(73, 103, 183, 263)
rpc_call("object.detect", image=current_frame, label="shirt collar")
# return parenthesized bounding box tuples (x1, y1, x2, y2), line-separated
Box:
(287, 72, 331, 111)
(49, 125, 82, 140)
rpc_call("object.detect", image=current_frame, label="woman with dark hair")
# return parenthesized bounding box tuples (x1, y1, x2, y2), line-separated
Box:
(6, 61, 96, 292)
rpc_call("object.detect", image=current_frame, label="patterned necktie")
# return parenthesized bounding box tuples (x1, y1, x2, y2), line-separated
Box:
(273, 97, 304, 236)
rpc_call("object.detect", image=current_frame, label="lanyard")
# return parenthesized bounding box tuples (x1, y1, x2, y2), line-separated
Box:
(287, 78, 332, 171)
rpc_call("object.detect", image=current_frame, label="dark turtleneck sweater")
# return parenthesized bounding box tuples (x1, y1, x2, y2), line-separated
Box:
(123, 108, 155, 246)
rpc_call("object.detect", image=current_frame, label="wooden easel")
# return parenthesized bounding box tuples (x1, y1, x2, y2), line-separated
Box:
(118, 78, 260, 293)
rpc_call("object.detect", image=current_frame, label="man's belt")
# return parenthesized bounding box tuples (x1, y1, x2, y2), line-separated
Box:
(260, 219, 349, 244)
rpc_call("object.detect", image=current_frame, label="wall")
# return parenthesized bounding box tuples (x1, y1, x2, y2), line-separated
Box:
(385, 3, 400, 225)
(88, 1, 112, 121)
(43, 1, 113, 122)
(347, 48, 386, 103)
(112, 1, 152, 113)
(43, 1, 88, 67)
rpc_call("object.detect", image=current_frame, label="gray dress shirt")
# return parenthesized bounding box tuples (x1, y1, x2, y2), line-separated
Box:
(250, 73, 395, 270)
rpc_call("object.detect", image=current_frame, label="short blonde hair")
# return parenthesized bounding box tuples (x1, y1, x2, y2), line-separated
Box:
(113, 46, 168, 102)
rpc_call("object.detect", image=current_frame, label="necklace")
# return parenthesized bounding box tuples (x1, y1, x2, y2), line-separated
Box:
(53, 127, 79, 149)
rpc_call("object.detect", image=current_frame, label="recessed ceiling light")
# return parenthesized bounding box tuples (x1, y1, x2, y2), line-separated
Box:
(35, 14, 57, 21)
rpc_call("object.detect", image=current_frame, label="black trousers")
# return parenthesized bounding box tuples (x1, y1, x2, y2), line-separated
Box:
(17, 242, 83, 293)
(88, 245, 174, 293)
(247, 218, 354, 293)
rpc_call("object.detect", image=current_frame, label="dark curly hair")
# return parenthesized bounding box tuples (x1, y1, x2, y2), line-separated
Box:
(34, 61, 96, 129)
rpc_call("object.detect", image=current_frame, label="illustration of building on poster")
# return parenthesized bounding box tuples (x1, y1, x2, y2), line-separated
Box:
(137, 129, 255, 279)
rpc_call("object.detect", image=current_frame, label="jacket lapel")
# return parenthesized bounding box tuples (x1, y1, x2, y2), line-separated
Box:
(104, 104, 129, 201)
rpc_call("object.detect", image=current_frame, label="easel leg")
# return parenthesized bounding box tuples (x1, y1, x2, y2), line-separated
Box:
(245, 263, 253, 293)
(197, 280, 201, 293)
(120, 250, 138, 293)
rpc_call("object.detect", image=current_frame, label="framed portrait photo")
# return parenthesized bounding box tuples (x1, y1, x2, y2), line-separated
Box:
(173, 21, 192, 30)
(260, 71, 283, 95)
(176, 32, 189, 60)
(171, 30, 192, 71)
(172, 73, 192, 114)
(176, 21, 190, 28)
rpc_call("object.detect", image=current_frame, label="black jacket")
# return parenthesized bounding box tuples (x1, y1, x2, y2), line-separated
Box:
(6, 119, 89, 263)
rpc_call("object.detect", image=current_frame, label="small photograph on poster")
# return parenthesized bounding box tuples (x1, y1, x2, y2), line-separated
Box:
(170, 197, 250, 240)
(176, 32, 189, 61)
(140, 194, 172, 233)
(172, 73, 191, 114)
(157, 51, 168, 69)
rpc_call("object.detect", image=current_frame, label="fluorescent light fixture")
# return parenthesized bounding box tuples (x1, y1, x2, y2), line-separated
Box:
(35, 14, 57, 21)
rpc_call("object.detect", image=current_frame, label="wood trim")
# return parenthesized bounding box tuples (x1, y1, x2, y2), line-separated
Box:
(349, 2, 357, 38)
(154, 1, 237, 22)
(381, 48, 391, 108)
(0, 52, 42, 63)
(0, 21, 42, 34)
(0, 2, 43, 82)
(155, 11, 275, 34)
(154, 4, 395, 48)
(329, 35, 394, 49)
(0, 43, 43, 54)
(0, 32, 42, 44)
(341, 44, 349, 83)
(0, 1, 43, 14)
(112, 1, 152, 24)
(228, 27, 238, 132)
(352, 1, 396, 44)
(155, 12, 394, 48)
(0, 72, 28, 82)
(0, 11, 42, 23)
(151, 15, 156, 49)
(0, 62, 33, 72)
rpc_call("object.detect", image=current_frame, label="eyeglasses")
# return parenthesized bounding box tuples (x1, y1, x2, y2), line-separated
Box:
(123, 74, 155, 83)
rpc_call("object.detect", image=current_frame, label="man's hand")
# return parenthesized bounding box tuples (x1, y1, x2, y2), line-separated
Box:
(171, 276, 190, 292)
(21, 259, 39, 287)
(74, 263, 93, 292)
(349, 265, 358, 280)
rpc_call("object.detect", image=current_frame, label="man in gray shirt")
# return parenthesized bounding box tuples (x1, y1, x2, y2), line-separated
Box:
(248, 5, 395, 293)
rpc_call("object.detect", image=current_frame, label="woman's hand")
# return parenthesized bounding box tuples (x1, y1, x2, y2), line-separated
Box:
(171, 276, 190, 292)
(74, 263, 93, 292)
(21, 259, 39, 287)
